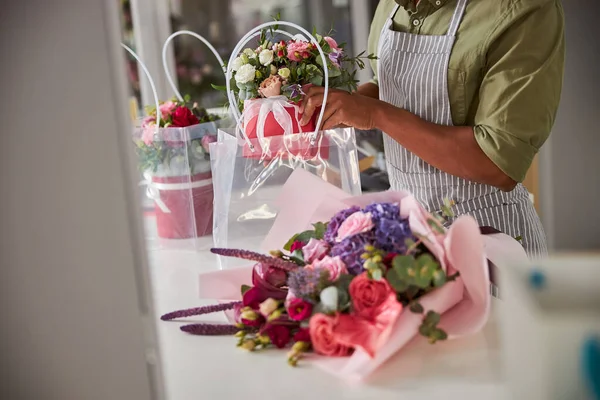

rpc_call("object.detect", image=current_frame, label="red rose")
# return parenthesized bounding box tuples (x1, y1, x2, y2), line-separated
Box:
(171, 106, 199, 127)
(349, 272, 395, 319)
(293, 328, 311, 343)
(287, 298, 313, 321)
(265, 324, 291, 348)
(308, 313, 351, 357)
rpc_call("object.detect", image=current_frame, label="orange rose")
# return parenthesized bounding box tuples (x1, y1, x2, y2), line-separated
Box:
(258, 75, 282, 98)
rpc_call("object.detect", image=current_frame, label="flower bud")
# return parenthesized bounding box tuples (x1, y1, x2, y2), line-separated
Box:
(291, 341, 308, 353)
(240, 340, 256, 351)
(267, 309, 283, 322)
(277, 67, 291, 79)
(234, 330, 245, 338)
(241, 309, 259, 321)
(270, 64, 277, 75)
(241, 54, 250, 64)
(256, 335, 271, 345)
(255, 70, 263, 79)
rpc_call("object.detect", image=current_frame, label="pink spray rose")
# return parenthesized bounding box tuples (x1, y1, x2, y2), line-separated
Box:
(312, 256, 348, 282)
(287, 40, 311, 62)
(302, 238, 329, 263)
(309, 313, 352, 357)
(335, 211, 374, 242)
(258, 75, 282, 98)
(141, 116, 156, 145)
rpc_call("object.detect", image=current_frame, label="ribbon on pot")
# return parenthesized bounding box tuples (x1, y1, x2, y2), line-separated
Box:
(239, 96, 301, 157)
(139, 171, 213, 214)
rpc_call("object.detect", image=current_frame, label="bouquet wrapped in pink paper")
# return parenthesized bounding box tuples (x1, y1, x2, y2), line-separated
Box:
(162, 180, 528, 380)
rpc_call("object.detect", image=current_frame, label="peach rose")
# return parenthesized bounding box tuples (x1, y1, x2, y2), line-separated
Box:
(309, 313, 352, 357)
(258, 75, 282, 98)
(349, 272, 395, 319)
(335, 211, 374, 242)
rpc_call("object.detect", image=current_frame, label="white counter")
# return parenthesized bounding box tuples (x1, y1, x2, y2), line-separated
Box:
(146, 220, 507, 400)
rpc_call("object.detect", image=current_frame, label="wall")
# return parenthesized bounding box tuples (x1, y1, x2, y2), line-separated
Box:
(0, 1, 162, 399)
(540, 0, 600, 251)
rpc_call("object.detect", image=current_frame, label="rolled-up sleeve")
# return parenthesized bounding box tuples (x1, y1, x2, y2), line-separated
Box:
(473, 0, 565, 182)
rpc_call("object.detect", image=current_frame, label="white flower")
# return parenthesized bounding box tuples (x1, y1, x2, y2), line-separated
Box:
(319, 286, 339, 312)
(258, 49, 274, 66)
(230, 56, 245, 72)
(243, 48, 256, 59)
(259, 298, 279, 317)
(292, 34, 309, 42)
(234, 64, 256, 84)
(278, 67, 291, 79)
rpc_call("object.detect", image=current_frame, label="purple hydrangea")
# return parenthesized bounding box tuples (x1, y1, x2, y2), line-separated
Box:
(364, 202, 413, 254)
(330, 231, 376, 275)
(324, 205, 361, 244)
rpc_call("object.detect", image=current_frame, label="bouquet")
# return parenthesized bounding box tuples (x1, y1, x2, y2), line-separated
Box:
(162, 187, 514, 379)
(133, 95, 221, 239)
(215, 21, 376, 159)
(135, 95, 220, 175)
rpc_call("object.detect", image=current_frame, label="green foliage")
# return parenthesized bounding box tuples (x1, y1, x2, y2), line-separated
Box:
(283, 222, 329, 251)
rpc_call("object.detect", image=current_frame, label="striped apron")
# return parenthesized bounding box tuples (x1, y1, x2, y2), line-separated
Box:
(378, 0, 548, 259)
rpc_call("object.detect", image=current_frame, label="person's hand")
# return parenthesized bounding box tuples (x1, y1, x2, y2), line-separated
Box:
(299, 86, 379, 130)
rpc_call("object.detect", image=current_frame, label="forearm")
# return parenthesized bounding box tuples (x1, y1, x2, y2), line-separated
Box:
(373, 102, 517, 191)
(356, 82, 379, 99)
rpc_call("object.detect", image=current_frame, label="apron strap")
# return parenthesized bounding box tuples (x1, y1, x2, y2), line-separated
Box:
(447, 0, 468, 37)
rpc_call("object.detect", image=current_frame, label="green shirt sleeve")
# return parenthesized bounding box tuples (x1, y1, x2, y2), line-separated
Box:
(473, 0, 565, 182)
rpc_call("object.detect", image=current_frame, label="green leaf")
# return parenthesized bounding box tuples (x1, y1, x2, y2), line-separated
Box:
(312, 222, 328, 239)
(424, 311, 441, 326)
(419, 323, 431, 337)
(409, 302, 424, 314)
(371, 268, 383, 281)
(429, 328, 448, 344)
(241, 285, 251, 296)
(211, 84, 228, 91)
(392, 255, 415, 280)
(432, 270, 447, 287)
(385, 269, 409, 293)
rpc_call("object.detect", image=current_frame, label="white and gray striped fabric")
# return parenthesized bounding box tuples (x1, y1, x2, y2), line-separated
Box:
(377, 0, 547, 259)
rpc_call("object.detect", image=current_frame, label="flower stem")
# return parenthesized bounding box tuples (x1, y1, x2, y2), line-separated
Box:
(180, 323, 240, 336)
(211, 248, 299, 271)
(160, 301, 241, 321)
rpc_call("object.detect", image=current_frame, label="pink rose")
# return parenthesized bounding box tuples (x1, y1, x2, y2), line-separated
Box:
(159, 101, 177, 119)
(286, 40, 311, 62)
(349, 272, 395, 319)
(258, 75, 282, 98)
(312, 256, 348, 282)
(335, 211, 374, 242)
(302, 238, 329, 263)
(309, 313, 352, 357)
(324, 36, 339, 51)
(201, 134, 217, 152)
(287, 298, 313, 321)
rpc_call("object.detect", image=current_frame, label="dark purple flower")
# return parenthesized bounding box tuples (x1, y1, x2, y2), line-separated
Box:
(330, 231, 375, 275)
(324, 206, 361, 244)
(293, 328, 311, 343)
(242, 286, 268, 309)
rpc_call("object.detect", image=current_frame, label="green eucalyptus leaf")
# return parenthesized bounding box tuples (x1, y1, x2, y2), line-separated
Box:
(385, 269, 409, 293)
(371, 268, 383, 281)
(432, 270, 447, 287)
(409, 302, 424, 314)
(419, 323, 431, 337)
(312, 222, 328, 239)
(424, 311, 441, 326)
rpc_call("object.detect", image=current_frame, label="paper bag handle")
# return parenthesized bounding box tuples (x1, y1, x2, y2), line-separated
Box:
(121, 43, 160, 134)
(162, 30, 226, 102)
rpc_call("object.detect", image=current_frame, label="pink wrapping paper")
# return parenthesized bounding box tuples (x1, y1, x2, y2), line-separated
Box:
(198, 169, 528, 380)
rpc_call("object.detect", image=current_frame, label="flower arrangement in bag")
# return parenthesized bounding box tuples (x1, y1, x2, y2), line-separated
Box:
(215, 23, 376, 111)
(134, 94, 220, 174)
(161, 196, 495, 370)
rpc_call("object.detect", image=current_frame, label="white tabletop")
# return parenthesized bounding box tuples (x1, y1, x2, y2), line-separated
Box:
(145, 220, 507, 400)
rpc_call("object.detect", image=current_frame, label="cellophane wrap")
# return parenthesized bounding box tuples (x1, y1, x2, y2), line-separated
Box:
(210, 127, 361, 268)
(132, 121, 220, 251)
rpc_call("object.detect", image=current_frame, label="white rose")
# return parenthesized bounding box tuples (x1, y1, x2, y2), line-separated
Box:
(243, 48, 256, 59)
(230, 56, 245, 72)
(278, 68, 291, 79)
(234, 64, 256, 84)
(258, 49, 274, 66)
